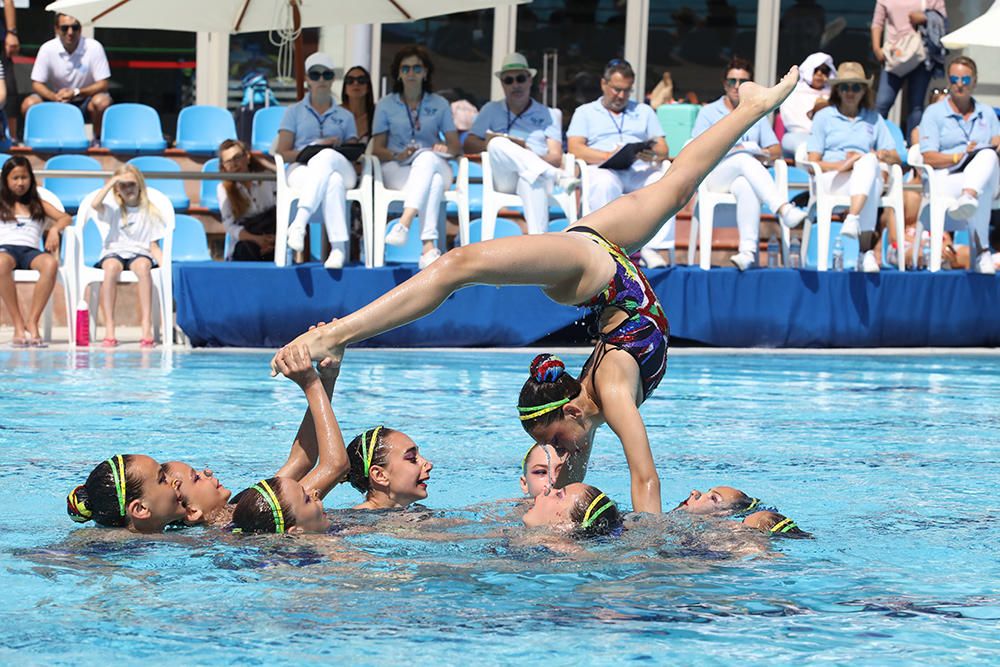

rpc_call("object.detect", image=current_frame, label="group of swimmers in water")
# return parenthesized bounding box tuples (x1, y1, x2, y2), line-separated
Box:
(65, 70, 809, 543)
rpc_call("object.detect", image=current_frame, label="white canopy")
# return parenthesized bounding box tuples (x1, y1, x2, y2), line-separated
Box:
(942, 1, 1000, 49)
(44, 0, 527, 32)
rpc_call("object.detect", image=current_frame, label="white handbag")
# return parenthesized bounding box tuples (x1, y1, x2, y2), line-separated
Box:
(884, 0, 927, 77)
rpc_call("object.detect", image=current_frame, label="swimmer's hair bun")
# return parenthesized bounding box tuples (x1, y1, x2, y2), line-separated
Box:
(67, 484, 93, 523)
(530, 354, 565, 383)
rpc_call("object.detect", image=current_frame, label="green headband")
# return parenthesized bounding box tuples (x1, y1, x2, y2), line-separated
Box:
(518, 398, 570, 422)
(107, 454, 127, 518)
(581, 492, 615, 530)
(362, 426, 382, 478)
(770, 517, 798, 534)
(254, 480, 285, 534)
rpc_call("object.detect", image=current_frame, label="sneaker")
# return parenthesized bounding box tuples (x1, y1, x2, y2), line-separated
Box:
(557, 173, 581, 195)
(778, 203, 807, 229)
(840, 214, 860, 239)
(418, 247, 442, 269)
(640, 246, 667, 269)
(861, 249, 880, 273)
(947, 193, 978, 221)
(385, 222, 410, 246)
(977, 250, 996, 275)
(286, 222, 306, 252)
(730, 251, 755, 271)
(324, 248, 345, 269)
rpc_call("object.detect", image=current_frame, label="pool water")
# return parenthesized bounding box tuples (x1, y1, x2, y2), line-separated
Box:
(1, 349, 999, 664)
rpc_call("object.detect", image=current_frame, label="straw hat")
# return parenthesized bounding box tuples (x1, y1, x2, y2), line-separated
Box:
(833, 61, 872, 87)
(494, 53, 537, 79)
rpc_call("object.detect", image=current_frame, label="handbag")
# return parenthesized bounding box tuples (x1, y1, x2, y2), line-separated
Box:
(238, 206, 277, 235)
(884, 0, 926, 77)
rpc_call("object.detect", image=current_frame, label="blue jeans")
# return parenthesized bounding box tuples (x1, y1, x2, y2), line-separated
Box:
(875, 66, 932, 138)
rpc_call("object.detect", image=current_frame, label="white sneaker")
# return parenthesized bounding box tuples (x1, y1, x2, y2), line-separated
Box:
(418, 247, 442, 270)
(730, 251, 755, 271)
(385, 223, 410, 247)
(286, 222, 306, 252)
(947, 193, 978, 221)
(324, 248, 345, 269)
(640, 246, 667, 269)
(557, 174, 581, 195)
(778, 203, 807, 229)
(977, 250, 996, 275)
(840, 214, 860, 239)
(861, 249, 880, 273)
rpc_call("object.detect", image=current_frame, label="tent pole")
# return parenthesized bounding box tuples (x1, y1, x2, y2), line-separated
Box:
(293, 1, 305, 97)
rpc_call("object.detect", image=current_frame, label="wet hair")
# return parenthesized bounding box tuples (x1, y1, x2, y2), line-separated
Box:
(217, 138, 270, 220)
(569, 484, 622, 537)
(602, 58, 635, 82)
(0, 156, 45, 223)
(346, 425, 399, 494)
(391, 45, 434, 94)
(727, 489, 760, 515)
(518, 354, 582, 432)
(231, 477, 295, 534)
(341, 65, 375, 128)
(724, 56, 754, 81)
(743, 511, 812, 539)
(948, 56, 977, 78)
(66, 455, 144, 527)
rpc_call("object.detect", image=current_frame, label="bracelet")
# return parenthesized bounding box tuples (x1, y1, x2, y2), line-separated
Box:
(953, 153, 959, 164)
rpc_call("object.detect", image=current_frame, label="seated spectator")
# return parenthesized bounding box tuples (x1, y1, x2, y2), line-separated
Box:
(341, 65, 374, 144)
(807, 61, 901, 273)
(377, 45, 461, 270)
(0, 156, 71, 347)
(918, 56, 999, 275)
(464, 52, 578, 235)
(779, 52, 834, 158)
(217, 139, 277, 262)
(22, 13, 112, 141)
(693, 56, 807, 271)
(567, 58, 673, 268)
(647, 71, 674, 110)
(276, 52, 359, 269)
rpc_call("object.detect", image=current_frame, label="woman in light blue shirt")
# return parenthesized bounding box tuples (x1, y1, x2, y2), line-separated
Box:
(374, 45, 460, 269)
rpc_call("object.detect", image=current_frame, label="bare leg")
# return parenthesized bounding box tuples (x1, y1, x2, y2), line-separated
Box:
(131, 257, 154, 341)
(26, 254, 58, 339)
(99, 258, 124, 341)
(0, 253, 27, 340)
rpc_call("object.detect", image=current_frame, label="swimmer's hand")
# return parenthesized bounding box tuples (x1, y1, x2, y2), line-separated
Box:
(270, 320, 344, 377)
(309, 321, 342, 389)
(273, 343, 319, 388)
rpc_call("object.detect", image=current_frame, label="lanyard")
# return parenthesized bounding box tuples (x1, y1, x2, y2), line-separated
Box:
(607, 107, 626, 138)
(506, 100, 532, 134)
(953, 112, 978, 145)
(306, 102, 331, 138)
(405, 95, 422, 141)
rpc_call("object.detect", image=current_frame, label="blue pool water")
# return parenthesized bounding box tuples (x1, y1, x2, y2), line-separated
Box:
(1, 349, 999, 664)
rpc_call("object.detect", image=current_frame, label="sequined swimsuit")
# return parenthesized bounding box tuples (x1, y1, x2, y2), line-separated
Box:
(569, 226, 669, 401)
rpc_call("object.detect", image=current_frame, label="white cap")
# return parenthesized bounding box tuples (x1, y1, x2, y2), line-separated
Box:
(305, 52, 335, 72)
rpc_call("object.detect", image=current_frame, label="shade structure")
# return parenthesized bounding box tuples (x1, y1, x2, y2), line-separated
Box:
(46, 0, 528, 32)
(941, 1, 1000, 48)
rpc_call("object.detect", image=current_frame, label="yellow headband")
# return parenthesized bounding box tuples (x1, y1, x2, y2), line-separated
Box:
(67, 485, 92, 523)
(581, 492, 615, 530)
(517, 398, 569, 421)
(770, 517, 797, 534)
(254, 480, 285, 534)
(362, 426, 382, 478)
(108, 454, 127, 517)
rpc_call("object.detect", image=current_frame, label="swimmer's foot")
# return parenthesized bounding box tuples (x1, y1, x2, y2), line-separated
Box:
(738, 66, 798, 116)
(270, 321, 345, 377)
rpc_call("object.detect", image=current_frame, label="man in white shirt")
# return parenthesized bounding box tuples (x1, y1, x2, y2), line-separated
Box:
(22, 13, 112, 140)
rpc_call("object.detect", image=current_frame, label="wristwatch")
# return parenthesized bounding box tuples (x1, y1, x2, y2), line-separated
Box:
(7, 29, 17, 36)
(73, 87, 81, 97)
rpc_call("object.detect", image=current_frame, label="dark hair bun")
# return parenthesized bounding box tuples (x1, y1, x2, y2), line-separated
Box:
(67, 484, 93, 523)
(530, 354, 565, 383)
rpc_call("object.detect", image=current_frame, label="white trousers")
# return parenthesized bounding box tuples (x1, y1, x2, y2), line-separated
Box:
(815, 152, 882, 234)
(382, 151, 453, 241)
(934, 149, 1000, 247)
(287, 149, 358, 244)
(487, 137, 558, 235)
(587, 161, 675, 249)
(704, 152, 789, 255)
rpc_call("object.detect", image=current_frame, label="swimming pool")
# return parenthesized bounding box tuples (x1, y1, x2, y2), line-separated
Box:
(2, 349, 998, 664)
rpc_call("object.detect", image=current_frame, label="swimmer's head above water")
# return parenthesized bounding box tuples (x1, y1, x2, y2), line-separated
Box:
(346, 426, 433, 508)
(164, 461, 232, 525)
(742, 510, 811, 538)
(518, 355, 594, 455)
(522, 482, 622, 536)
(520, 443, 566, 497)
(674, 486, 759, 516)
(231, 476, 330, 534)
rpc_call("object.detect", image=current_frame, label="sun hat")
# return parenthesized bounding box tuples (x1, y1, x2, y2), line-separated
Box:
(305, 52, 335, 72)
(494, 53, 537, 79)
(833, 61, 872, 87)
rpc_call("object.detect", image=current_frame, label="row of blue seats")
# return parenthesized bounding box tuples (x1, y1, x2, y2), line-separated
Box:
(22, 102, 284, 155)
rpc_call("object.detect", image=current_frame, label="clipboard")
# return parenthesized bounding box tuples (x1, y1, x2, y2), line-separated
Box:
(598, 140, 654, 170)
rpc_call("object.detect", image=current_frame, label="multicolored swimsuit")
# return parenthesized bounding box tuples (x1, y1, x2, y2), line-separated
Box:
(569, 225, 669, 402)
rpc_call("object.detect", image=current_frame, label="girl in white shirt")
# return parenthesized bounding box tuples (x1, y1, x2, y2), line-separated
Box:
(90, 164, 165, 347)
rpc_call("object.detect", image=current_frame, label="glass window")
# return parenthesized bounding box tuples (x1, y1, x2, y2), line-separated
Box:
(776, 0, 875, 79)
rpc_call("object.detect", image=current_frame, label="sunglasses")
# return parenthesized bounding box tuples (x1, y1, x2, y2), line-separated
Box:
(59, 23, 82, 33)
(949, 75, 972, 86)
(344, 75, 369, 85)
(502, 74, 529, 85)
(815, 66, 832, 75)
(837, 83, 864, 93)
(308, 69, 335, 81)
(400, 64, 424, 74)
(725, 78, 752, 87)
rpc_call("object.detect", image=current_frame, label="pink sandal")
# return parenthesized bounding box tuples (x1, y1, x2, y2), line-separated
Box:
(102, 337, 119, 348)
(139, 338, 155, 349)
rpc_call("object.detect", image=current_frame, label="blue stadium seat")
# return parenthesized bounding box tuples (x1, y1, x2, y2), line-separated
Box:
(43, 154, 104, 212)
(656, 104, 700, 158)
(805, 220, 860, 270)
(172, 214, 212, 261)
(24, 103, 89, 152)
(199, 158, 220, 212)
(465, 218, 523, 245)
(0, 153, 11, 165)
(127, 155, 190, 210)
(101, 103, 167, 153)
(251, 106, 285, 153)
(548, 217, 570, 233)
(175, 105, 237, 155)
(384, 218, 423, 263)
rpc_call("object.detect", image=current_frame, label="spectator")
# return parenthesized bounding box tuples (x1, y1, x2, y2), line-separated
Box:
(871, 0, 946, 137)
(22, 13, 112, 142)
(464, 52, 578, 235)
(341, 66, 374, 144)
(918, 56, 999, 275)
(377, 45, 461, 270)
(807, 62, 901, 273)
(2, 1, 18, 143)
(567, 58, 673, 268)
(217, 139, 277, 262)
(0, 156, 71, 347)
(647, 71, 675, 110)
(779, 52, 835, 158)
(692, 57, 807, 271)
(275, 52, 359, 269)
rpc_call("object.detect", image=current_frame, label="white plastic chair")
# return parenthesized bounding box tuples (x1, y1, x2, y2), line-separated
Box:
(273, 153, 373, 268)
(63, 187, 175, 346)
(10, 187, 68, 342)
(480, 151, 578, 241)
(795, 143, 905, 271)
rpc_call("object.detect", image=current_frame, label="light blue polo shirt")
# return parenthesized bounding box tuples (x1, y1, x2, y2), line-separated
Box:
(566, 98, 663, 151)
(279, 93, 358, 151)
(372, 92, 457, 154)
(692, 96, 779, 149)
(919, 97, 1000, 154)
(807, 106, 894, 161)
(469, 99, 560, 156)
